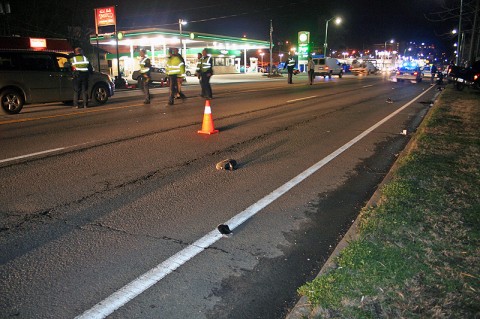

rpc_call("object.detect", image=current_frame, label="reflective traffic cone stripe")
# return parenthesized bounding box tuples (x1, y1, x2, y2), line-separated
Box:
(198, 100, 219, 135)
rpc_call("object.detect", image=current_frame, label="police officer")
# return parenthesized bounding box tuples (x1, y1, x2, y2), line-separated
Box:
(166, 48, 182, 105)
(139, 49, 151, 104)
(195, 52, 204, 97)
(70, 47, 92, 108)
(284, 54, 295, 84)
(172, 48, 187, 100)
(200, 48, 213, 99)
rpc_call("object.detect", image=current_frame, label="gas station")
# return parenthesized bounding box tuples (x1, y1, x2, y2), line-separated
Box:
(89, 28, 271, 79)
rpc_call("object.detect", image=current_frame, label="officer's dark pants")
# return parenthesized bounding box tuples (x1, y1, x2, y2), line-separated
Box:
(168, 75, 178, 104)
(308, 69, 315, 84)
(141, 74, 150, 102)
(73, 72, 89, 107)
(200, 73, 212, 98)
(287, 70, 293, 84)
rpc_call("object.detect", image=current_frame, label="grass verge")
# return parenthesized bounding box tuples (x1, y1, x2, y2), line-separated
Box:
(298, 87, 480, 318)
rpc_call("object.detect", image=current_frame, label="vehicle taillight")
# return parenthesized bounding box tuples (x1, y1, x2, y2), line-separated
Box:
(325, 66, 329, 70)
(396, 71, 400, 75)
(413, 71, 418, 76)
(474, 73, 479, 81)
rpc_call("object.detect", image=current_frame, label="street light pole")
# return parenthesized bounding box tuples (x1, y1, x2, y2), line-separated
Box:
(179, 19, 187, 54)
(456, 0, 463, 65)
(324, 17, 341, 57)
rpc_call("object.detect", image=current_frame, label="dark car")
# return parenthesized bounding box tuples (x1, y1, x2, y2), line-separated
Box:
(132, 67, 168, 87)
(394, 66, 423, 83)
(0, 50, 115, 114)
(449, 60, 480, 90)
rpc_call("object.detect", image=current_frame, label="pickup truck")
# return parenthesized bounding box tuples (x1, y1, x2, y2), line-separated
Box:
(448, 60, 480, 90)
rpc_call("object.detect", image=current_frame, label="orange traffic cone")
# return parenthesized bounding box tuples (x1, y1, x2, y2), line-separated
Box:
(198, 100, 219, 135)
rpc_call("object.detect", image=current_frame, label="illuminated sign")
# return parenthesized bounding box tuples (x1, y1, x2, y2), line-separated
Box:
(298, 31, 310, 44)
(29, 38, 47, 48)
(95, 6, 116, 34)
(297, 31, 310, 61)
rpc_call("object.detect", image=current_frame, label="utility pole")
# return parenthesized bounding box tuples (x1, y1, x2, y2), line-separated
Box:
(456, 0, 464, 65)
(269, 19, 273, 76)
(468, 0, 479, 65)
(0, 2, 11, 36)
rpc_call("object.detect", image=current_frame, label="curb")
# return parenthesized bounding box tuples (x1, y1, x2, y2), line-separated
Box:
(285, 88, 444, 319)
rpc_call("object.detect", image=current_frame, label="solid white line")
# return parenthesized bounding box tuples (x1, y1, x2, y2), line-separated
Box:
(287, 96, 317, 103)
(0, 148, 65, 164)
(362, 85, 374, 88)
(75, 85, 435, 319)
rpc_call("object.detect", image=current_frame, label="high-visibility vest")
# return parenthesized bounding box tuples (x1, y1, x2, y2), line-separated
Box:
(71, 55, 89, 72)
(195, 59, 202, 73)
(178, 57, 186, 78)
(166, 55, 183, 76)
(140, 57, 150, 74)
(287, 57, 295, 68)
(200, 56, 212, 73)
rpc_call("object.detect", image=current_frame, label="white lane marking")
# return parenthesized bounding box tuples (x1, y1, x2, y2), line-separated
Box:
(0, 148, 65, 164)
(0, 142, 95, 164)
(287, 96, 318, 103)
(75, 85, 435, 319)
(362, 85, 374, 88)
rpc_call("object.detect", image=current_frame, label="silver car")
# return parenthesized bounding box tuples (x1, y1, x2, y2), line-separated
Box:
(0, 50, 115, 114)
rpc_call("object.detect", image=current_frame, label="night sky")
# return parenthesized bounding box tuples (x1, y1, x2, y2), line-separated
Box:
(13, 0, 468, 52)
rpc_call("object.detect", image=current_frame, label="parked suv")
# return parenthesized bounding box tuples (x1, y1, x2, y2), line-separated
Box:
(0, 50, 115, 114)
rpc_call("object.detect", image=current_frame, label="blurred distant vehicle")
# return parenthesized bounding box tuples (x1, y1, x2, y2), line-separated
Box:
(312, 57, 343, 78)
(132, 66, 168, 87)
(394, 65, 423, 83)
(185, 65, 196, 76)
(423, 65, 432, 78)
(350, 60, 377, 76)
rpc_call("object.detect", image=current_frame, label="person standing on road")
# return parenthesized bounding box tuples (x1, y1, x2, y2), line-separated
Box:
(166, 48, 182, 105)
(173, 48, 187, 100)
(200, 48, 213, 99)
(195, 52, 205, 97)
(70, 47, 92, 108)
(139, 49, 151, 104)
(430, 64, 437, 85)
(307, 56, 315, 85)
(284, 53, 295, 84)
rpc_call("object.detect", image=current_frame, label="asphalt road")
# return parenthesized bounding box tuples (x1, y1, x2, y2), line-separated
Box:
(0, 73, 438, 319)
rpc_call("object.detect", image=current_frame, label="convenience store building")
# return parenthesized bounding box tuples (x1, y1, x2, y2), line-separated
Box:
(90, 28, 270, 78)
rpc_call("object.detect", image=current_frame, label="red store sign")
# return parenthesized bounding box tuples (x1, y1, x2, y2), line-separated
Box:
(95, 6, 116, 34)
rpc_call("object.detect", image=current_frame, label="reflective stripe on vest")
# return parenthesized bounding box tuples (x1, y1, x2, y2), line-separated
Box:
(140, 57, 150, 73)
(166, 57, 183, 75)
(201, 56, 211, 72)
(287, 58, 295, 67)
(71, 55, 89, 72)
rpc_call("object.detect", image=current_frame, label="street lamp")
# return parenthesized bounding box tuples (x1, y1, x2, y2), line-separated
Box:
(259, 51, 265, 70)
(324, 16, 342, 57)
(178, 19, 187, 54)
(383, 39, 394, 70)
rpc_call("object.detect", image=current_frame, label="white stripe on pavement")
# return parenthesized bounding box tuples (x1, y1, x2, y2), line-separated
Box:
(287, 96, 317, 103)
(0, 148, 65, 164)
(75, 85, 435, 319)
